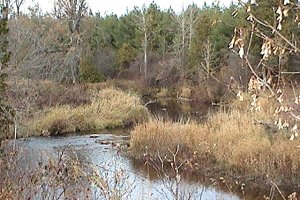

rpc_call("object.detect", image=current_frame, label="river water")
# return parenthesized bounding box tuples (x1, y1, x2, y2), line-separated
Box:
(14, 133, 241, 200)
(143, 97, 213, 122)
(8, 99, 268, 199)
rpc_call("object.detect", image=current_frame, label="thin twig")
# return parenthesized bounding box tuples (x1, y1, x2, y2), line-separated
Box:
(269, 179, 287, 200)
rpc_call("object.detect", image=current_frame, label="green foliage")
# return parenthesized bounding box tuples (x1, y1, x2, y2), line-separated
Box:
(145, 2, 163, 52)
(88, 2, 254, 83)
(90, 14, 120, 49)
(252, 0, 277, 24)
(117, 43, 137, 69)
(10, 0, 300, 101)
(189, 6, 225, 72)
(79, 56, 106, 83)
(189, 4, 247, 73)
(90, 13, 138, 50)
(158, 8, 177, 54)
(248, 0, 300, 72)
(133, 2, 175, 53)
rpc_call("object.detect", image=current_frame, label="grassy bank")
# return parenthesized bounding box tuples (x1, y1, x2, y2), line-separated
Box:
(129, 95, 300, 187)
(27, 87, 148, 135)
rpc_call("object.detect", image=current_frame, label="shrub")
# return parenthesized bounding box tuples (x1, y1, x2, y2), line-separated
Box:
(130, 119, 208, 160)
(116, 43, 137, 70)
(36, 81, 91, 108)
(79, 56, 106, 83)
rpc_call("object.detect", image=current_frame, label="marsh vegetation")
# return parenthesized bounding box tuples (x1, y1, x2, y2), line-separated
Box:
(1, 0, 300, 199)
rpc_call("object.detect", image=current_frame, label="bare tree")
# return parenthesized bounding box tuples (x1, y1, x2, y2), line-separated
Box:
(173, 9, 187, 69)
(141, 8, 148, 77)
(173, 5, 199, 70)
(200, 39, 217, 79)
(14, 0, 25, 16)
(55, 0, 87, 36)
(187, 4, 199, 51)
(0, 0, 10, 18)
(133, 6, 149, 77)
(54, 0, 88, 83)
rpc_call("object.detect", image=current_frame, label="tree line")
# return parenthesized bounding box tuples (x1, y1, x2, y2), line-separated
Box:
(5, 0, 299, 86)
(1, 0, 300, 140)
(5, 1, 249, 85)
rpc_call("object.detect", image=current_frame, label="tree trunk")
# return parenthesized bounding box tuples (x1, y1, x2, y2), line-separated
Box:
(181, 16, 185, 69)
(144, 31, 148, 77)
(13, 122, 17, 150)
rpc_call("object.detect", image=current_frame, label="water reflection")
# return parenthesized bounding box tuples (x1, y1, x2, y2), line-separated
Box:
(143, 97, 213, 122)
(14, 133, 240, 200)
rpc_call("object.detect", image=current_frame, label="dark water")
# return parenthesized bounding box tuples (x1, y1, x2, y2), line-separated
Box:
(143, 97, 213, 122)
(13, 133, 240, 200)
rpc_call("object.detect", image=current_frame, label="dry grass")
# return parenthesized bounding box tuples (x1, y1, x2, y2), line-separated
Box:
(179, 85, 192, 99)
(130, 119, 207, 159)
(156, 88, 169, 98)
(129, 106, 300, 184)
(28, 88, 149, 135)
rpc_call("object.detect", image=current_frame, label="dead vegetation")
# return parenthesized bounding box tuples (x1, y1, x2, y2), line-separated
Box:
(28, 87, 149, 135)
(129, 92, 300, 188)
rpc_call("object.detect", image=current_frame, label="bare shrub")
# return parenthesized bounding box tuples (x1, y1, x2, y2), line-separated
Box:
(0, 147, 135, 200)
(92, 48, 117, 78)
(0, 149, 92, 200)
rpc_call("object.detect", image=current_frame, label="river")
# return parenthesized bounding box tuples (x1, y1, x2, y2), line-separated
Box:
(13, 132, 241, 200)
(5, 99, 268, 199)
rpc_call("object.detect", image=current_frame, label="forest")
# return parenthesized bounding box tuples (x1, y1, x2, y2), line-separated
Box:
(1, 0, 300, 199)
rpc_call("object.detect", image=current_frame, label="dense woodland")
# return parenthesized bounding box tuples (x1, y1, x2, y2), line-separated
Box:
(7, 1, 248, 85)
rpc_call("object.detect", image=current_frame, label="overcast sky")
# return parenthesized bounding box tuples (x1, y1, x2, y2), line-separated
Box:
(33, 0, 238, 16)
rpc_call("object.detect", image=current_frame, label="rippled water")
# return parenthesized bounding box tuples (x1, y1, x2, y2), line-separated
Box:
(14, 133, 240, 200)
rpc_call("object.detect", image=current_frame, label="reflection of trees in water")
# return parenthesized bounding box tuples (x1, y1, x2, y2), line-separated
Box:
(128, 153, 296, 200)
(4, 135, 294, 200)
(145, 98, 213, 122)
(1, 145, 136, 200)
(128, 147, 231, 199)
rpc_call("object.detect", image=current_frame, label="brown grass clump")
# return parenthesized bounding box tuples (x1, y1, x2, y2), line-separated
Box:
(179, 85, 191, 99)
(156, 88, 169, 98)
(130, 119, 208, 159)
(205, 110, 272, 172)
(129, 107, 300, 185)
(28, 88, 149, 135)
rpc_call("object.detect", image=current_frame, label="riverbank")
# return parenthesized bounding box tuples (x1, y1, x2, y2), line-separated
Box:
(6, 78, 223, 138)
(129, 93, 300, 193)
(27, 87, 149, 136)
(0, 133, 242, 200)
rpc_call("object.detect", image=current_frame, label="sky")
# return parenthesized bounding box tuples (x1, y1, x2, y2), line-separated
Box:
(33, 0, 238, 16)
